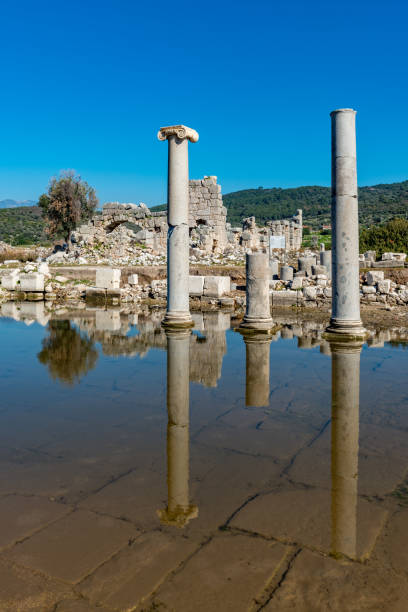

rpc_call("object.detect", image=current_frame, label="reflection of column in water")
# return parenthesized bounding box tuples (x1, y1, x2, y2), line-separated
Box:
(158, 329, 198, 527)
(330, 340, 362, 559)
(244, 334, 272, 407)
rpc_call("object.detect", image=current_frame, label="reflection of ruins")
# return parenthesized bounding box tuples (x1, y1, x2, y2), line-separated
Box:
(243, 333, 272, 407)
(157, 329, 198, 527)
(330, 340, 363, 560)
(189, 312, 229, 387)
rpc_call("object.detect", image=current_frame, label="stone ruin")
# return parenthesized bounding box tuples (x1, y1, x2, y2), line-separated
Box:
(73, 175, 302, 256)
(75, 176, 228, 255)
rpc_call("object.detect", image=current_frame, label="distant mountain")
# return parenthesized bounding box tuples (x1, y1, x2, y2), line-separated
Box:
(0, 199, 37, 209)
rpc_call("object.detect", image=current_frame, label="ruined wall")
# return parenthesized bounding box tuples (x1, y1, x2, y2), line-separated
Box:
(238, 209, 303, 253)
(75, 176, 227, 255)
(267, 209, 303, 251)
(189, 176, 228, 252)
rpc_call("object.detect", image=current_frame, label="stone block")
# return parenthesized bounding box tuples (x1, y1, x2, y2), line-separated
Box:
(366, 270, 384, 285)
(303, 286, 317, 300)
(86, 287, 107, 305)
(362, 285, 376, 294)
(203, 276, 230, 298)
(1, 269, 20, 290)
(312, 265, 326, 275)
(19, 273, 45, 292)
(127, 274, 138, 286)
(280, 265, 293, 281)
(382, 252, 407, 261)
(377, 279, 391, 294)
(291, 277, 303, 290)
(95, 310, 121, 332)
(189, 275, 204, 296)
(95, 268, 121, 290)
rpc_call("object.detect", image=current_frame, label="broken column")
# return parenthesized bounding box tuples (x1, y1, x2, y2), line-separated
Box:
(330, 339, 362, 560)
(240, 252, 273, 331)
(158, 125, 199, 328)
(158, 329, 198, 527)
(243, 333, 272, 407)
(326, 109, 365, 338)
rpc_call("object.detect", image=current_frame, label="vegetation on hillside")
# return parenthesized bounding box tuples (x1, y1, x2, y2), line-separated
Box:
(0, 206, 47, 245)
(359, 218, 408, 257)
(222, 181, 408, 228)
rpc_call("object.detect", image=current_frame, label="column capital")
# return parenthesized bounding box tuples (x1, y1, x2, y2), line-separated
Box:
(330, 108, 357, 116)
(157, 124, 199, 143)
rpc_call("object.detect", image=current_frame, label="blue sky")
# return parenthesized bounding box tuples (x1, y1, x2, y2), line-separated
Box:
(1, 0, 407, 205)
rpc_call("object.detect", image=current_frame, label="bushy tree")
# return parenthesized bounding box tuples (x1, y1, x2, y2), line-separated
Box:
(359, 218, 408, 257)
(38, 171, 98, 249)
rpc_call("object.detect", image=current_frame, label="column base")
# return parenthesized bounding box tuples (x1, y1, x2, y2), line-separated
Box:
(239, 316, 275, 332)
(157, 505, 198, 528)
(162, 311, 194, 329)
(325, 318, 367, 341)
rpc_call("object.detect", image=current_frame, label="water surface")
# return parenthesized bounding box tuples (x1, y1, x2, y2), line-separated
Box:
(0, 304, 408, 611)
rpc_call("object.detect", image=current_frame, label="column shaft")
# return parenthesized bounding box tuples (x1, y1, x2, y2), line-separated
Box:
(240, 252, 273, 330)
(330, 344, 361, 559)
(327, 109, 365, 337)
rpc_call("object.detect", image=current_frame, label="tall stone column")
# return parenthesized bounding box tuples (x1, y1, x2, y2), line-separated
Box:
(240, 252, 274, 331)
(330, 340, 362, 559)
(326, 109, 365, 338)
(158, 125, 199, 328)
(158, 329, 198, 527)
(243, 333, 272, 407)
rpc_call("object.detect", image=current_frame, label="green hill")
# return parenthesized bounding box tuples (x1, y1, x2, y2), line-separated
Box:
(222, 181, 408, 228)
(0, 206, 47, 245)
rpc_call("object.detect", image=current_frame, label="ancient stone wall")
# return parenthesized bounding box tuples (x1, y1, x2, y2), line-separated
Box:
(267, 209, 303, 251)
(75, 176, 227, 255)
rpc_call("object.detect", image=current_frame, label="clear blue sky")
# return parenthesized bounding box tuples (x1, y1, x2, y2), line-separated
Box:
(1, 0, 407, 206)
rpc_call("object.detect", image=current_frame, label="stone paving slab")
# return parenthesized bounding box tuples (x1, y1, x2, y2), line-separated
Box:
(0, 494, 70, 550)
(78, 531, 197, 610)
(264, 549, 408, 611)
(231, 488, 387, 560)
(373, 508, 408, 576)
(150, 533, 289, 612)
(0, 556, 71, 611)
(5, 509, 138, 584)
(287, 423, 408, 496)
(79, 468, 165, 529)
(194, 410, 319, 461)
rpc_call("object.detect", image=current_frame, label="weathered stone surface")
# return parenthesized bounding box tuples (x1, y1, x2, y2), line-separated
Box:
(264, 549, 408, 611)
(366, 270, 384, 285)
(203, 275, 230, 298)
(377, 279, 391, 294)
(0, 557, 71, 612)
(189, 275, 205, 295)
(151, 534, 289, 612)
(231, 487, 387, 560)
(362, 285, 376, 294)
(79, 531, 196, 609)
(0, 495, 69, 549)
(95, 267, 121, 289)
(19, 273, 44, 292)
(5, 509, 138, 583)
(127, 273, 138, 285)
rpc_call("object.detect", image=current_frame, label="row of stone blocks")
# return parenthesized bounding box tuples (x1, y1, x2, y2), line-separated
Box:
(189, 275, 230, 298)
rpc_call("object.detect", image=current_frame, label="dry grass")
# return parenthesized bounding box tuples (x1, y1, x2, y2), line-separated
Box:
(0, 248, 37, 263)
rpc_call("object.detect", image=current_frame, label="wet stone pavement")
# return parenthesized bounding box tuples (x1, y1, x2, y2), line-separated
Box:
(0, 306, 408, 611)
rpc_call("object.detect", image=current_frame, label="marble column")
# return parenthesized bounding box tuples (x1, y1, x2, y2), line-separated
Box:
(330, 340, 362, 559)
(240, 252, 274, 331)
(158, 329, 198, 527)
(158, 125, 199, 328)
(326, 109, 365, 338)
(243, 333, 272, 407)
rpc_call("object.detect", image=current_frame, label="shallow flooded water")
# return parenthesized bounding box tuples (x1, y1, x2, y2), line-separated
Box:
(1, 303, 408, 611)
